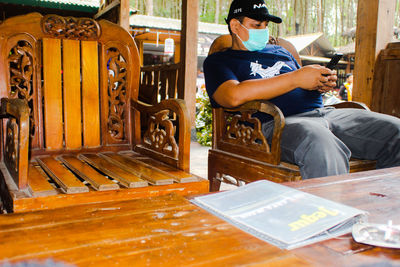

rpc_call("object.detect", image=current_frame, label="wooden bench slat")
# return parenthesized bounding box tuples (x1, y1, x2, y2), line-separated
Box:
(99, 152, 174, 185)
(43, 38, 63, 150)
(79, 154, 148, 188)
(58, 155, 119, 191)
(27, 165, 58, 197)
(63, 39, 82, 150)
(36, 157, 89, 194)
(81, 41, 100, 148)
(120, 151, 199, 183)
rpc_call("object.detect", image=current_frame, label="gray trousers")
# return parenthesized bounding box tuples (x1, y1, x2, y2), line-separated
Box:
(262, 107, 400, 179)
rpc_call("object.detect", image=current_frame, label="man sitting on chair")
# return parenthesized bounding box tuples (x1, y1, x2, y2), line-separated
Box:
(204, 0, 400, 179)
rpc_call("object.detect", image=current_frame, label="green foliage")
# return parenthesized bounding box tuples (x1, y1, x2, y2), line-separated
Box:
(130, 0, 380, 47)
(195, 85, 212, 146)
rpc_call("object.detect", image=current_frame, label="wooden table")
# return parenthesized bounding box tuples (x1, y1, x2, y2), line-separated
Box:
(1, 167, 400, 266)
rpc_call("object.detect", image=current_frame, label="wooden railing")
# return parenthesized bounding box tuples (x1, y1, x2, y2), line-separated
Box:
(139, 63, 181, 105)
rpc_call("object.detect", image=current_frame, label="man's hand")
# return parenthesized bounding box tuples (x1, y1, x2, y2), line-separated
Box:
(293, 65, 337, 92)
(318, 69, 337, 93)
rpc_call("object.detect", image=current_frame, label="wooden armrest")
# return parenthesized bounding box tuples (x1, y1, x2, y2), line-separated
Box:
(1, 98, 30, 119)
(214, 100, 285, 165)
(328, 101, 370, 110)
(131, 99, 190, 171)
(0, 98, 30, 189)
(228, 100, 284, 119)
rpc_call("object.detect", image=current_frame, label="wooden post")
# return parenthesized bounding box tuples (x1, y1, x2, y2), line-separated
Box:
(353, 0, 396, 106)
(179, 0, 198, 127)
(119, 0, 130, 31)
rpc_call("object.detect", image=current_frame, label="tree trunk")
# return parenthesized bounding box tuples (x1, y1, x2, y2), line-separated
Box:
(318, 0, 324, 32)
(303, 0, 308, 34)
(275, 0, 282, 36)
(215, 0, 220, 24)
(145, 0, 153, 16)
(340, 0, 345, 46)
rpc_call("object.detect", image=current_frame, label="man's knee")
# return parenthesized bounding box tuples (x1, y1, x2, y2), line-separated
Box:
(282, 121, 351, 163)
(282, 120, 335, 147)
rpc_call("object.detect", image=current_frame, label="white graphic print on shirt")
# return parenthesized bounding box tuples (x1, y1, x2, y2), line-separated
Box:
(250, 61, 292, 78)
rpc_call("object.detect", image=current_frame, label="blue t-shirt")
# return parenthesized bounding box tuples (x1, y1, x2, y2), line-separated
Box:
(204, 45, 323, 122)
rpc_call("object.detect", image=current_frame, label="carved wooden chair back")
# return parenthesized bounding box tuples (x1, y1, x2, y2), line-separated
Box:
(0, 13, 138, 154)
(0, 13, 189, 189)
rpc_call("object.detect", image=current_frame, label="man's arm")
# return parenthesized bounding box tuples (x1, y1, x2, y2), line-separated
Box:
(212, 65, 336, 108)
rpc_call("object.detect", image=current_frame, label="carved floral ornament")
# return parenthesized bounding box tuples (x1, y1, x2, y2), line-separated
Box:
(8, 40, 35, 137)
(107, 47, 127, 141)
(41, 15, 100, 40)
(225, 111, 269, 151)
(144, 110, 179, 158)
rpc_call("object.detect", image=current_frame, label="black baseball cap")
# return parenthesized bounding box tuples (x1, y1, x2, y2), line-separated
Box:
(226, 0, 282, 24)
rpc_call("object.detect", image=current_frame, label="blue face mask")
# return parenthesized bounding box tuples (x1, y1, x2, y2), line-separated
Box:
(238, 23, 269, 51)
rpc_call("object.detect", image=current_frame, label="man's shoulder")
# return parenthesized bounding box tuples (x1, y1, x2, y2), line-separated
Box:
(260, 44, 291, 55)
(206, 49, 233, 59)
(204, 49, 241, 68)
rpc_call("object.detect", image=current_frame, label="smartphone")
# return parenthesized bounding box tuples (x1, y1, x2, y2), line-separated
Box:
(326, 53, 343, 69)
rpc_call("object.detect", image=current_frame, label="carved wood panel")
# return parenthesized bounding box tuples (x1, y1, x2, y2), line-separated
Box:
(41, 15, 101, 40)
(223, 111, 269, 151)
(8, 40, 36, 139)
(143, 110, 178, 158)
(106, 47, 127, 141)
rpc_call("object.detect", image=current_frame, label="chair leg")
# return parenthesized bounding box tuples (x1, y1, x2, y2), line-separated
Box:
(208, 160, 221, 192)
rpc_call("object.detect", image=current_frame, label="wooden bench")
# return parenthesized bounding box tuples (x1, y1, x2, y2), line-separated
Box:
(0, 13, 208, 213)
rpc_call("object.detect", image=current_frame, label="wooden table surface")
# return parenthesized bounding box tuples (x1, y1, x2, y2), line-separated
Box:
(1, 167, 400, 266)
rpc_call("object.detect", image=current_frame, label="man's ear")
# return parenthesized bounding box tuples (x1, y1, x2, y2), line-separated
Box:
(229, 19, 241, 35)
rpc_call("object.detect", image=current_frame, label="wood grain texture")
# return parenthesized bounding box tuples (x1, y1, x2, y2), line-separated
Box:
(1, 168, 400, 266)
(36, 157, 89, 194)
(100, 152, 175, 185)
(62, 39, 82, 150)
(7, 178, 209, 213)
(180, 0, 198, 126)
(58, 155, 119, 191)
(81, 41, 101, 148)
(27, 165, 57, 197)
(42, 38, 63, 150)
(120, 151, 199, 183)
(0, 194, 308, 266)
(371, 43, 400, 118)
(79, 153, 148, 188)
(353, 0, 396, 106)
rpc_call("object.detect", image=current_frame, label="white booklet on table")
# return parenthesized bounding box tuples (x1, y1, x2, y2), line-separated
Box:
(191, 180, 367, 250)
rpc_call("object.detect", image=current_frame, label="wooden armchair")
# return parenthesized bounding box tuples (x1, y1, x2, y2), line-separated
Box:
(0, 13, 208, 213)
(208, 35, 376, 191)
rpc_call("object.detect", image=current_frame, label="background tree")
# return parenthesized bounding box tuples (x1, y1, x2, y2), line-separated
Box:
(129, 0, 400, 46)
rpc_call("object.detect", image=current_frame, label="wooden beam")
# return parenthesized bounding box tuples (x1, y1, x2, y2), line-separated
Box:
(94, 0, 120, 19)
(179, 0, 198, 127)
(353, 0, 396, 106)
(119, 0, 130, 31)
